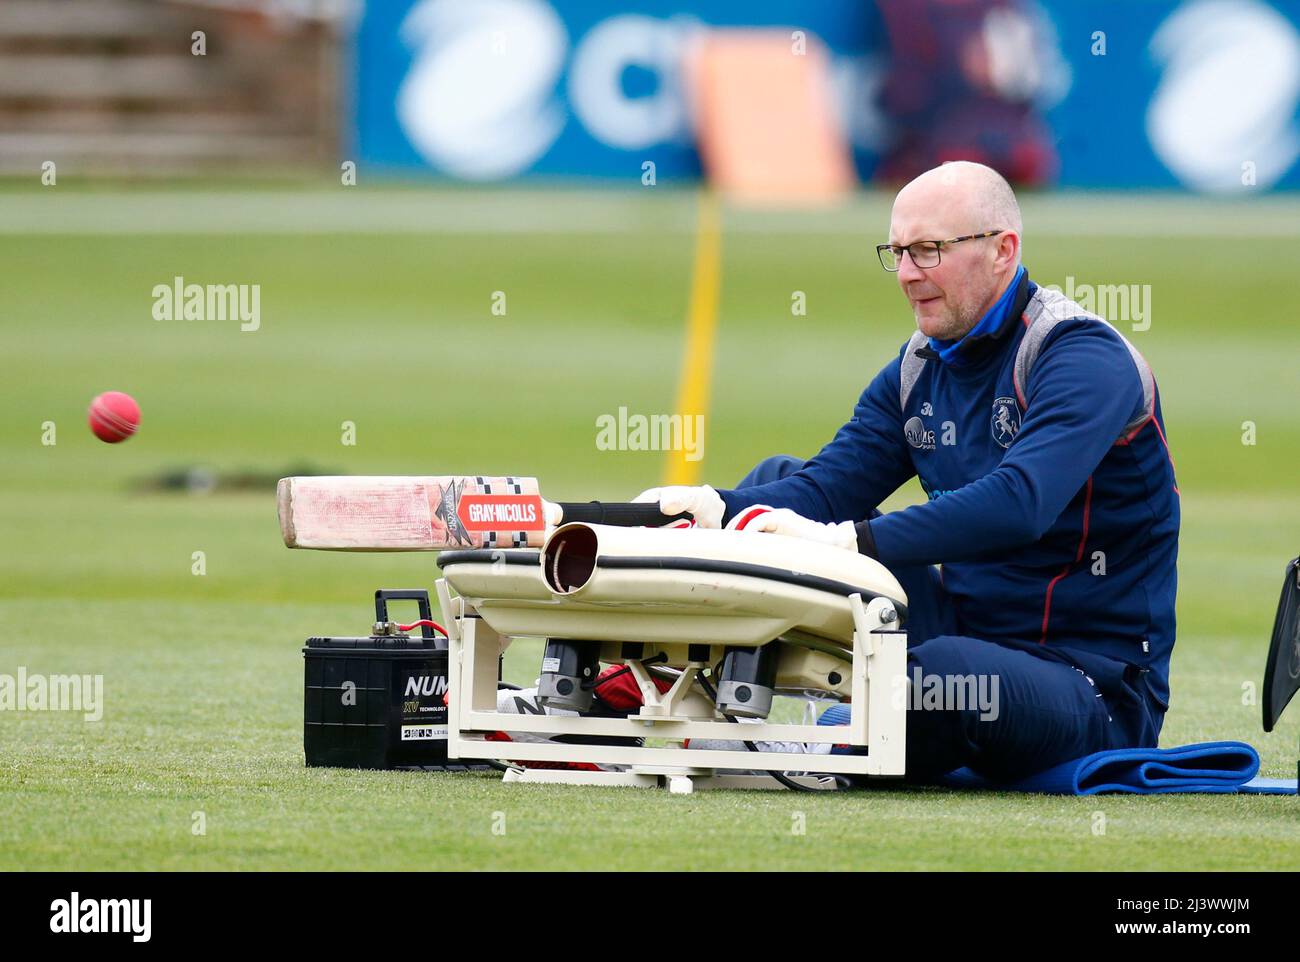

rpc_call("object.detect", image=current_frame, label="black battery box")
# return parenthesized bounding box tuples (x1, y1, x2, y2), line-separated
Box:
(304, 589, 478, 770)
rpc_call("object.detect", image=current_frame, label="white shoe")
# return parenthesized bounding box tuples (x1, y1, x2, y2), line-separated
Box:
(496, 685, 578, 723)
(489, 686, 625, 772)
(687, 714, 834, 756)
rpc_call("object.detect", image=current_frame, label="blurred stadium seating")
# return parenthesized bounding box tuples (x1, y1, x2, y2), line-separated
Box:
(0, 0, 346, 175)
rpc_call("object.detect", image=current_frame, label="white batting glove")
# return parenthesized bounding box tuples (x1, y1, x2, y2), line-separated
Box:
(632, 484, 725, 529)
(725, 504, 858, 552)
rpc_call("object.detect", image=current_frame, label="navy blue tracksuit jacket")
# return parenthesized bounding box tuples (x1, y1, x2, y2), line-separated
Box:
(718, 269, 1180, 777)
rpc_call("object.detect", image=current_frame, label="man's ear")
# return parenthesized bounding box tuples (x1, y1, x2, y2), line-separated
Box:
(994, 231, 1021, 272)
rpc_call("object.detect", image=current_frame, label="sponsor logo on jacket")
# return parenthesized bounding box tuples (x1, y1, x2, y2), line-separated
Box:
(904, 416, 936, 451)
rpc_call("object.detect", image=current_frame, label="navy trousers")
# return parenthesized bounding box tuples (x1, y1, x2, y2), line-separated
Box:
(735, 455, 1163, 782)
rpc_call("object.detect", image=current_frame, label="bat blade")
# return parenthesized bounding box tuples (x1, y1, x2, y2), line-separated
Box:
(277, 475, 542, 550)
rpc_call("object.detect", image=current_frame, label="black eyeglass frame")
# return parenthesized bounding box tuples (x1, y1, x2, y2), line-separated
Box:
(876, 230, 1006, 271)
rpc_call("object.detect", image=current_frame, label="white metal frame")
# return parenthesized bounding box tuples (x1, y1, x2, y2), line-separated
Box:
(436, 578, 907, 793)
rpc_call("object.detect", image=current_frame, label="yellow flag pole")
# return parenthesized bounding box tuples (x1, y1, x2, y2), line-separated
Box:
(664, 190, 722, 485)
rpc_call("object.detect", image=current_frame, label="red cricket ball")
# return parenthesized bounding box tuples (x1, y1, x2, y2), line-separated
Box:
(88, 391, 141, 444)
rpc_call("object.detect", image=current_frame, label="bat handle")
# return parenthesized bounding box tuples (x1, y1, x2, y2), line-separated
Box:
(556, 502, 693, 527)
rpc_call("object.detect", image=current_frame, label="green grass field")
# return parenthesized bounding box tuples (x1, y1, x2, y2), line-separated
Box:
(1, 185, 1297, 870)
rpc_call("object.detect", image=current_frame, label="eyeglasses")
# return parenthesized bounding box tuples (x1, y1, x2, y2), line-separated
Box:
(876, 230, 1005, 271)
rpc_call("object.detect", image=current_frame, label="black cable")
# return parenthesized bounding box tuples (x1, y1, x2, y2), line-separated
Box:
(582, 664, 632, 690)
(695, 672, 824, 794)
(580, 652, 669, 691)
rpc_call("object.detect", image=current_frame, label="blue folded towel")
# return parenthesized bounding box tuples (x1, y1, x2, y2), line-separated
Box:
(940, 742, 1267, 795)
(816, 704, 1296, 795)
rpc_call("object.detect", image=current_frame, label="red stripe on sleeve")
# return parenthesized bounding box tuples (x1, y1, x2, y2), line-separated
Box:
(1039, 476, 1093, 644)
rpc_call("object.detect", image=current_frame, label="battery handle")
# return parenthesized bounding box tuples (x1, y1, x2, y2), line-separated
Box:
(374, 589, 436, 640)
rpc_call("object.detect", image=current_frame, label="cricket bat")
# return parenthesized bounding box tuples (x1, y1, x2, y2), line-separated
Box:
(277, 475, 691, 551)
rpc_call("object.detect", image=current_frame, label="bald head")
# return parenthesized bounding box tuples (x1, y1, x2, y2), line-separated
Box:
(887, 161, 1024, 340)
(894, 161, 1022, 251)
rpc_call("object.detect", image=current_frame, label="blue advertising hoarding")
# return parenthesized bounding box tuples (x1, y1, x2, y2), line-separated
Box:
(354, 0, 1300, 191)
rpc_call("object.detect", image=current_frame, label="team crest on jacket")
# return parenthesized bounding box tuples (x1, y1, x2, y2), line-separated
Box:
(991, 397, 1021, 448)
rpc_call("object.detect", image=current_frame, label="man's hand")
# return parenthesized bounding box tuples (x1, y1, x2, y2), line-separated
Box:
(633, 484, 725, 529)
(726, 504, 858, 552)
